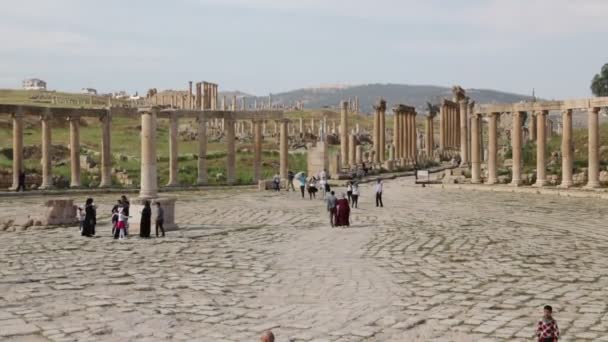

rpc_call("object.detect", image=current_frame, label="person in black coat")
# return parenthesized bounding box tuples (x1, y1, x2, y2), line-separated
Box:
(139, 200, 152, 238)
(82, 198, 96, 237)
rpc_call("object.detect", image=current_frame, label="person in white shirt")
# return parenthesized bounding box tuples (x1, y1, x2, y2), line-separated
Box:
(375, 179, 383, 207)
(351, 182, 360, 208)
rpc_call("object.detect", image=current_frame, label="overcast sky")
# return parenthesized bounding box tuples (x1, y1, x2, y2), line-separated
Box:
(1, 0, 606, 99)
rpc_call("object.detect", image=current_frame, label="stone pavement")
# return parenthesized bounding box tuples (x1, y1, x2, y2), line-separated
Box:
(1, 177, 608, 341)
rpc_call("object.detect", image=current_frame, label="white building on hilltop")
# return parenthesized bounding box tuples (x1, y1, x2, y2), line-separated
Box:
(22, 78, 47, 90)
(81, 88, 97, 95)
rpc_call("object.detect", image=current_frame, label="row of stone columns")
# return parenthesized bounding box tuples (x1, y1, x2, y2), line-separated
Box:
(439, 101, 460, 150)
(392, 105, 417, 162)
(471, 107, 601, 189)
(372, 100, 386, 163)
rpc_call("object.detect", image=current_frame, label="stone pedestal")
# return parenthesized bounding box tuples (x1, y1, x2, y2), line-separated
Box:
(129, 197, 178, 235)
(35, 199, 78, 226)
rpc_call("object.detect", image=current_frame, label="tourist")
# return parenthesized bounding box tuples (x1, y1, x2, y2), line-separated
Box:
(307, 177, 318, 200)
(76, 205, 85, 232)
(16, 171, 25, 192)
(114, 206, 128, 240)
(351, 182, 360, 208)
(319, 177, 327, 199)
(260, 330, 275, 342)
(335, 193, 350, 227)
(326, 190, 337, 227)
(272, 173, 281, 192)
(81, 198, 96, 237)
(121, 195, 130, 236)
(139, 201, 152, 238)
(111, 199, 122, 236)
(298, 172, 307, 199)
(156, 202, 165, 237)
(537, 305, 559, 342)
(287, 170, 295, 192)
(346, 181, 353, 203)
(375, 179, 384, 207)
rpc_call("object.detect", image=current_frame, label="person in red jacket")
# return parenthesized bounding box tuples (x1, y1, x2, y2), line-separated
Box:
(537, 305, 559, 342)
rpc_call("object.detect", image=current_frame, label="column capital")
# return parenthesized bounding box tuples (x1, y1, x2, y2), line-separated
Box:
(458, 98, 469, 106)
(67, 113, 81, 121)
(11, 108, 24, 119)
(490, 112, 501, 117)
(39, 108, 53, 121)
(562, 108, 573, 115)
(590, 106, 601, 114)
(535, 110, 549, 116)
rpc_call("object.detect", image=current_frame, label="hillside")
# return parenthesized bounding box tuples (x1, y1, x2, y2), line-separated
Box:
(245, 84, 536, 113)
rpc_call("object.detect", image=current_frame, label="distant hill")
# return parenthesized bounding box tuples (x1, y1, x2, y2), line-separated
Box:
(242, 84, 536, 113)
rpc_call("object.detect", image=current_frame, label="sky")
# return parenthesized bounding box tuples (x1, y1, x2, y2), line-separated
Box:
(1, 0, 607, 99)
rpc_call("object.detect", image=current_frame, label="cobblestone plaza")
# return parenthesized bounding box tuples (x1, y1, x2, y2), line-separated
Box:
(1, 177, 608, 341)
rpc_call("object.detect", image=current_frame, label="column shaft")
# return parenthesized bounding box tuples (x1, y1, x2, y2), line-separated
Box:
(40, 115, 53, 189)
(511, 112, 523, 186)
(280, 120, 289, 181)
(139, 109, 158, 198)
(167, 116, 179, 186)
(534, 111, 547, 187)
(471, 113, 481, 183)
(69, 116, 81, 187)
(349, 134, 356, 167)
(197, 114, 208, 185)
(560, 110, 573, 188)
(393, 112, 399, 159)
(487, 113, 498, 184)
(100, 111, 112, 187)
(425, 116, 432, 157)
(253, 121, 262, 182)
(587, 107, 601, 188)
(459, 100, 469, 165)
(340, 101, 349, 168)
(373, 108, 379, 162)
(439, 105, 445, 150)
(226, 119, 236, 185)
(10, 112, 23, 190)
(379, 108, 386, 162)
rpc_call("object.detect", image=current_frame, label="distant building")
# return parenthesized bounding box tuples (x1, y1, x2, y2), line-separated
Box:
(22, 78, 47, 91)
(113, 91, 129, 99)
(81, 88, 97, 95)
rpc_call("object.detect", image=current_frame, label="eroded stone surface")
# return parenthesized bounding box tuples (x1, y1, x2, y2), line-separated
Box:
(1, 178, 607, 341)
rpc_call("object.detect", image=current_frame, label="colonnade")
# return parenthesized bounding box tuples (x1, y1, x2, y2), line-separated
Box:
(392, 105, 417, 162)
(439, 100, 460, 150)
(2, 104, 285, 192)
(472, 99, 606, 189)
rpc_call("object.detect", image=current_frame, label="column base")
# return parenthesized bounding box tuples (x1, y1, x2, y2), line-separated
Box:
(130, 197, 178, 235)
(585, 182, 600, 189)
(70, 183, 82, 188)
(510, 179, 522, 187)
(166, 182, 180, 187)
(533, 180, 547, 187)
(38, 184, 54, 190)
(485, 179, 497, 185)
(99, 183, 112, 188)
(558, 181, 573, 189)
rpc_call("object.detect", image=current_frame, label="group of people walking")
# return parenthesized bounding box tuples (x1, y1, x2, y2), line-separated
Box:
(77, 195, 165, 239)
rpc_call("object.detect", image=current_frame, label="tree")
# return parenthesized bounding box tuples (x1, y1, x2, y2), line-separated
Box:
(591, 63, 608, 97)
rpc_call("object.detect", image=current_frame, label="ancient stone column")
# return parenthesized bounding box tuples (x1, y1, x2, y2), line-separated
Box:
(10, 111, 24, 190)
(530, 113, 537, 142)
(511, 111, 523, 186)
(471, 113, 481, 183)
(534, 110, 548, 187)
(197, 113, 208, 185)
(226, 118, 236, 185)
(411, 112, 418, 163)
(487, 112, 499, 185)
(253, 120, 262, 182)
(586, 107, 601, 188)
(140, 108, 158, 198)
(310, 118, 315, 135)
(401, 112, 407, 159)
(388, 144, 395, 161)
(167, 115, 179, 186)
(100, 110, 112, 187)
(459, 99, 469, 166)
(379, 103, 386, 162)
(373, 105, 379, 162)
(425, 116, 433, 157)
(222, 96, 227, 111)
(280, 120, 289, 181)
(349, 134, 356, 167)
(393, 110, 399, 159)
(232, 95, 237, 111)
(439, 104, 446, 150)
(404, 112, 411, 160)
(39, 111, 53, 189)
(68, 115, 81, 187)
(355, 145, 362, 164)
(560, 109, 573, 188)
(340, 101, 349, 168)
(299, 118, 304, 134)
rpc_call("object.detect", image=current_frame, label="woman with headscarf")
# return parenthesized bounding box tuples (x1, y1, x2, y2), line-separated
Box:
(81, 198, 96, 237)
(335, 193, 350, 227)
(139, 200, 152, 238)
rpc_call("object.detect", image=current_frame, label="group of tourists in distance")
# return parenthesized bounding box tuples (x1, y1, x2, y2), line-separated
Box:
(76, 195, 166, 239)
